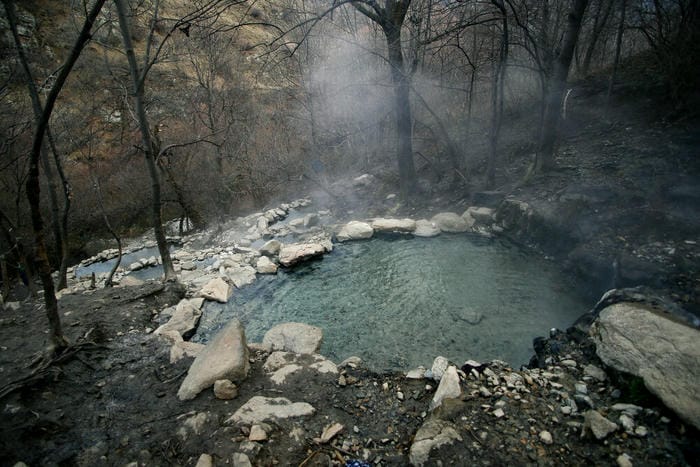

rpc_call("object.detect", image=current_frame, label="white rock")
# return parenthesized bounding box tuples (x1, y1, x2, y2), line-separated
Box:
(226, 265, 256, 288)
(195, 454, 213, 467)
(591, 302, 700, 430)
(430, 366, 462, 411)
(177, 319, 249, 400)
(227, 396, 315, 424)
(406, 367, 426, 379)
(539, 430, 553, 445)
(430, 356, 450, 381)
(493, 408, 505, 418)
(583, 410, 618, 440)
(200, 277, 231, 303)
(319, 422, 344, 443)
(170, 341, 205, 363)
(583, 364, 607, 381)
(413, 219, 441, 237)
(154, 298, 203, 337)
(232, 453, 252, 467)
(616, 453, 633, 467)
(278, 243, 328, 267)
(255, 256, 278, 274)
(370, 218, 416, 233)
(430, 212, 470, 233)
(259, 240, 281, 256)
(249, 424, 268, 441)
(465, 206, 495, 224)
(336, 221, 374, 242)
(409, 419, 462, 467)
(213, 379, 238, 400)
(270, 364, 303, 385)
(619, 414, 635, 432)
(263, 322, 323, 354)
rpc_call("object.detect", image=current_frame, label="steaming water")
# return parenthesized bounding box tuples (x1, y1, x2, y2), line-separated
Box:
(194, 234, 589, 372)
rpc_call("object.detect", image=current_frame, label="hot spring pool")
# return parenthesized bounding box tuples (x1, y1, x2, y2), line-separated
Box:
(194, 234, 590, 371)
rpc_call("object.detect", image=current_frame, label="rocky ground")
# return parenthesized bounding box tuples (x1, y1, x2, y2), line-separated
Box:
(1, 76, 699, 466)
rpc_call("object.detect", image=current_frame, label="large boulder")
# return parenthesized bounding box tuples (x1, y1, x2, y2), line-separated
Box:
(177, 319, 250, 401)
(226, 396, 315, 425)
(200, 277, 231, 303)
(370, 218, 416, 233)
(336, 221, 374, 242)
(430, 212, 471, 233)
(279, 243, 329, 267)
(590, 302, 700, 430)
(429, 366, 462, 411)
(154, 298, 204, 337)
(262, 322, 323, 354)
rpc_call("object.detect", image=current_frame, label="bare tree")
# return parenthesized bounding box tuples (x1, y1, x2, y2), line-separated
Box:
(24, 0, 107, 352)
(532, 0, 589, 174)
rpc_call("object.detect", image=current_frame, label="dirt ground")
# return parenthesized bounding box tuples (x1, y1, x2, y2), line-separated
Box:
(1, 73, 699, 466)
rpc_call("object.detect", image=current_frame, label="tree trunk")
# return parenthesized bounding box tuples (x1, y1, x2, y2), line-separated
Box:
(533, 0, 589, 174)
(385, 25, 417, 197)
(115, 0, 176, 281)
(487, 0, 508, 189)
(582, 0, 614, 75)
(2, 0, 70, 290)
(605, 0, 627, 112)
(24, 0, 107, 352)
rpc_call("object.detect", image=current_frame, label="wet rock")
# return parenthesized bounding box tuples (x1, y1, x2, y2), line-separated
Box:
(431, 212, 470, 233)
(430, 366, 462, 411)
(213, 379, 238, 400)
(259, 239, 281, 256)
(336, 221, 374, 242)
(255, 256, 278, 274)
(227, 396, 315, 424)
(414, 219, 441, 237)
(263, 322, 323, 354)
(409, 419, 462, 466)
(195, 453, 213, 467)
(591, 302, 700, 429)
(583, 410, 618, 440)
(279, 243, 329, 267)
(154, 298, 203, 337)
(177, 319, 249, 400)
(303, 213, 319, 228)
(370, 218, 416, 233)
(200, 277, 231, 303)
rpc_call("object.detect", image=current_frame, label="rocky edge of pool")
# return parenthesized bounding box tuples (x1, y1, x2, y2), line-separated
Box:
(1, 186, 699, 466)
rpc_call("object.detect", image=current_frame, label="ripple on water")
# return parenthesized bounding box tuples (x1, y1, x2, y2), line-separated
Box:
(194, 234, 589, 371)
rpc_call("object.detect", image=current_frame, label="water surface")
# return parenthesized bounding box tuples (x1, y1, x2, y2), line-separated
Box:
(195, 234, 589, 371)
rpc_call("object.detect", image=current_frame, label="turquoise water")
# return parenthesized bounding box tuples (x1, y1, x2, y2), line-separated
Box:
(195, 234, 590, 371)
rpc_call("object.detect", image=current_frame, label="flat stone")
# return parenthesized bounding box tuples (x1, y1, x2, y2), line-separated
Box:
(263, 322, 323, 354)
(370, 218, 416, 233)
(409, 419, 462, 466)
(279, 243, 328, 267)
(177, 319, 249, 400)
(336, 221, 374, 242)
(465, 206, 495, 224)
(583, 410, 618, 440)
(431, 212, 470, 233)
(413, 219, 441, 237)
(226, 396, 315, 425)
(319, 422, 344, 443)
(199, 277, 231, 303)
(591, 302, 700, 430)
(430, 366, 462, 411)
(583, 364, 607, 382)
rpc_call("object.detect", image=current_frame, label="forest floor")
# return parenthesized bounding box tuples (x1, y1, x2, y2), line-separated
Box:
(1, 73, 699, 466)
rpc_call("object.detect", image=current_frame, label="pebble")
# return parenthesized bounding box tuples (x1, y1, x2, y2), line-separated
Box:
(213, 379, 238, 400)
(195, 454, 213, 467)
(560, 359, 577, 368)
(583, 364, 607, 382)
(539, 430, 553, 445)
(493, 408, 505, 418)
(561, 406, 572, 415)
(619, 414, 635, 432)
(397, 391, 405, 401)
(575, 382, 588, 395)
(634, 426, 648, 437)
(616, 453, 633, 467)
